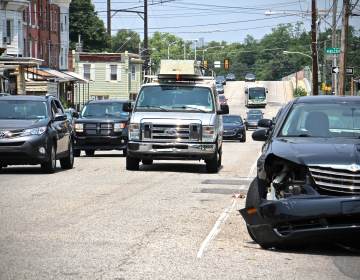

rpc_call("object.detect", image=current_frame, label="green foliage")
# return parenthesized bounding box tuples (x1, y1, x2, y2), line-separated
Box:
(69, 0, 110, 52)
(112, 29, 140, 53)
(294, 87, 307, 97)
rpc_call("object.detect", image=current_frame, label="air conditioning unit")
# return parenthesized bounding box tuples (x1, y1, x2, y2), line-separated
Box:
(3, 37, 11, 44)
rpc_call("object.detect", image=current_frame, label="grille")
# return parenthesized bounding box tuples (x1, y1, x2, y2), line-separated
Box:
(84, 123, 113, 136)
(142, 123, 200, 142)
(0, 129, 24, 139)
(309, 166, 360, 194)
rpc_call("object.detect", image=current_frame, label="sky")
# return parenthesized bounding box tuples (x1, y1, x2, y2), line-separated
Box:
(93, 0, 360, 43)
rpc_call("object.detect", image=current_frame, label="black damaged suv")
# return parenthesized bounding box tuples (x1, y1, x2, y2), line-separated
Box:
(241, 96, 360, 249)
(73, 99, 129, 156)
(0, 95, 74, 173)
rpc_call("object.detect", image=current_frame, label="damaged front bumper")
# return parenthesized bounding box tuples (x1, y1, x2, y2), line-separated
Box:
(240, 196, 360, 245)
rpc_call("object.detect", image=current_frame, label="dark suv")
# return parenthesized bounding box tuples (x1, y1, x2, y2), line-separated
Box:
(73, 99, 129, 156)
(0, 95, 74, 173)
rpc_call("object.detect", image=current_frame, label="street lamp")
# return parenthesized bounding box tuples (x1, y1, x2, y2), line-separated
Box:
(201, 45, 225, 61)
(283, 50, 313, 60)
(167, 41, 177, 59)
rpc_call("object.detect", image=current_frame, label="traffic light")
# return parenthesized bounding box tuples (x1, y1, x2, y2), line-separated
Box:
(203, 60, 208, 69)
(224, 59, 230, 70)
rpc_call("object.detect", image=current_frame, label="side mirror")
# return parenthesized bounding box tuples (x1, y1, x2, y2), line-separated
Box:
(123, 102, 133, 112)
(54, 113, 67, 121)
(252, 128, 268, 141)
(72, 111, 79, 118)
(258, 118, 273, 128)
(218, 104, 229, 115)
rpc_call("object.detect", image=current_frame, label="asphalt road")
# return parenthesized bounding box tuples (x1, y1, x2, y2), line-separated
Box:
(1, 81, 359, 280)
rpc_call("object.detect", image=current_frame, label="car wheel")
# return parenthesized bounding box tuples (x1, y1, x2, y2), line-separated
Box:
(245, 178, 277, 249)
(41, 144, 56, 174)
(74, 149, 81, 157)
(126, 155, 139, 171)
(60, 141, 74, 169)
(142, 159, 153, 165)
(240, 135, 246, 142)
(206, 146, 220, 173)
(85, 150, 95, 157)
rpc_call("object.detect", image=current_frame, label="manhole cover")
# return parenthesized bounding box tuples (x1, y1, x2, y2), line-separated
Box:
(202, 178, 252, 185)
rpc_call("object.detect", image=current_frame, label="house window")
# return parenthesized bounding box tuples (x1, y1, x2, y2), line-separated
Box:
(131, 64, 136, 80)
(110, 65, 117, 81)
(83, 64, 91, 80)
(6, 20, 12, 44)
(60, 48, 63, 67)
(33, 2, 37, 27)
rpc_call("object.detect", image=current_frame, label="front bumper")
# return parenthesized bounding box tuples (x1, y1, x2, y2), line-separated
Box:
(127, 141, 216, 160)
(240, 196, 360, 244)
(223, 129, 244, 139)
(0, 134, 49, 165)
(74, 135, 127, 151)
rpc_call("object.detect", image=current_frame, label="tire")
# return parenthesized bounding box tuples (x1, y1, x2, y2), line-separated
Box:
(206, 146, 221, 173)
(126, 155, 139, 171)
(245, 178, 276, 249)
(60, 141, 74, 169)
(85, 150, 95, 157)
(123, 148, 127, 157)
(41, 144, 56, 174)
(74, 149, 81, 157)
(142, 159, 153, 165)
(240, 135, 246, 142)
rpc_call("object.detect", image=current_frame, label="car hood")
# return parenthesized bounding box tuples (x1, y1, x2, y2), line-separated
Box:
(130, 111, 215, 126)
(223, 123, 244, 129)
(0, 119, 49, 130)
(269, 137, 360, 167)
(76, 117, 128, 124)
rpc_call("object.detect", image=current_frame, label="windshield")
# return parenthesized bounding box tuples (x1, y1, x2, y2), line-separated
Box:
(280, 103, 360, 138)
(247, 114, 261, 121)
(136, 85, 214, 113)
(223, 116, 242, 124)
(249, 88, 266, 100)
(0, 100, 48, 120)
(81, 102, 129, 118)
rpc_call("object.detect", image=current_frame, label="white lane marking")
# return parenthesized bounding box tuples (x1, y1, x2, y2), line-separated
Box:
(196, 151, 261, 258)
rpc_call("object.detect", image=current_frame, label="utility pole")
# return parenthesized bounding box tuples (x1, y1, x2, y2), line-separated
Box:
(311, 0, 319, 95)
(338, 0, 350, 96)
(143, 0, 149, 75)
(107, 0, 111, 36)
(332, 0, 338, 95)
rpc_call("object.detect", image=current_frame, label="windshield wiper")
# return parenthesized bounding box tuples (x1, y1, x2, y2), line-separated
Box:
(171, 106, 208, 113)
(136, 105, 169, 112)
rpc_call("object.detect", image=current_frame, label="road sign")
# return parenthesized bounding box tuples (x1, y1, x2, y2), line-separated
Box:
(346, 67, 354, 75)
(214, 61, 221, 68)
(332, 67, 339, 74)
(326, 48, 340, 54)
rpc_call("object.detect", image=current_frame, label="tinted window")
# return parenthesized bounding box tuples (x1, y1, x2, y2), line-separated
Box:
(81, 102, 128, 118)
(136, 85, 214, 113)
(0, 100, 48, 119)
(280, 102, 360, 138)
(249, 88, 266, 100)
(223, 116, 242, 124)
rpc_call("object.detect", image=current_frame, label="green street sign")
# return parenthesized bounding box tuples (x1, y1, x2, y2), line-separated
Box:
(326, 48, 340, 54)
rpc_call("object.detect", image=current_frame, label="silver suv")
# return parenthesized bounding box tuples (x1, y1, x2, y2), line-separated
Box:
(123, 61, 229, 173)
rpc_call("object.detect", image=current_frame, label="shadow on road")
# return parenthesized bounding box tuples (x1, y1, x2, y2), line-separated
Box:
(0, 166, 68, 175)
(140, 162, 224, 174)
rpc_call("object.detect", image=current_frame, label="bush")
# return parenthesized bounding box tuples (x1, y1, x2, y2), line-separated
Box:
(293, 87, 307, 97)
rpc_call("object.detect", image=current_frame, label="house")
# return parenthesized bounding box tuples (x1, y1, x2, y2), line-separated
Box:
(69, 51, 144, 102)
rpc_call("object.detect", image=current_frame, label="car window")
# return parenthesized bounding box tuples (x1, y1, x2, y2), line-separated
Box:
(0, 100, 48, 120)
(82, 102, 129, 118)
(54, 100, 64, 114)
(280, 102, 360, 138)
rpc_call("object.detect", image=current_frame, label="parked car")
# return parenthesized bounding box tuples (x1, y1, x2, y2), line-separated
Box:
(226, 73, 236, 81)
(241, 96, 360, 249)
(216, 75, 226, 85)
(244, 112, 262, 130)
(218, 95, 228, 105)
(216, 83, 224, 94)
(73, 99, 129, 157)
(245, 73, 256, 82)
(0, 95, 74, 173)
(223, 115, 246, 142)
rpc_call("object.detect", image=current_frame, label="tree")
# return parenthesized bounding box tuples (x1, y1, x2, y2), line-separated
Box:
(112, 29, 141, 53)
(69, 0, 110, 52)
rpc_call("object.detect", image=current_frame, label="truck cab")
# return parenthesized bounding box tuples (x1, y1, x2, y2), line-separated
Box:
(124, 60, 229, 173)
